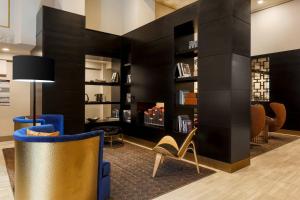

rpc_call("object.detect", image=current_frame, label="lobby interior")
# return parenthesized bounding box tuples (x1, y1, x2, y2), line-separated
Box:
(0, 0, 300, 200)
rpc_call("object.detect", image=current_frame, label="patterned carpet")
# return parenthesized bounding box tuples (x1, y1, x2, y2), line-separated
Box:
(250, 132, 299, 158)
(2, 142, 215, 200)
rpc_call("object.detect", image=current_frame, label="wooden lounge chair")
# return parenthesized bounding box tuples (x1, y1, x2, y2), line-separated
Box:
(152, 128, 199, 178)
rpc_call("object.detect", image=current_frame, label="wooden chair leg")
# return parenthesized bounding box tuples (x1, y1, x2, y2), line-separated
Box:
(152, 153, 162, 178)
(191, 141, 200, 174)
(160, 156, 164, 164)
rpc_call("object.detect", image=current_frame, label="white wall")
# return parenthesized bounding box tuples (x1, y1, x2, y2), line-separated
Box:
(54, 0, 85, 15)
(86, 0, 155, 35)
(123, 0, 155, 34)
(0, 53, 30, 137)
(251, 0, 300, 56)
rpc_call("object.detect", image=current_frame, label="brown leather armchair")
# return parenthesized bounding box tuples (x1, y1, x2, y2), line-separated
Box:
(267, 102, 286, 132)
(251, 104, 266, 142)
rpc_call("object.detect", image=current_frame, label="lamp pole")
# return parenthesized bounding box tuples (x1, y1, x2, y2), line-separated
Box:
(33, 81, 36, 126)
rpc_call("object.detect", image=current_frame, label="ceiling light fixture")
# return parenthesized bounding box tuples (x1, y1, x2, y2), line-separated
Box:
(1, 48, 10, 52)
(257, 0, 264, 4)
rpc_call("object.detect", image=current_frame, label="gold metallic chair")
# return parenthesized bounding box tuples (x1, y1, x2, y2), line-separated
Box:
(14, 125, 110, 200)
(152, 128, 199, 178)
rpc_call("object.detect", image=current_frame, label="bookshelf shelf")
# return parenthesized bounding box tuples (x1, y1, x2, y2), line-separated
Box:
(175, 76, 198, 83)
(175, 48, 198, 58)
(85, 82, 120, 86)
(85, 101, 120, 105)
(176, 104, 197, 109)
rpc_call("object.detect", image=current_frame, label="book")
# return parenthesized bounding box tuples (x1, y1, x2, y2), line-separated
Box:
(177, 63, 191, 78)
(177, 115, 193, 133)
(181, 63, 191, 77)
(194, 57, 198, 76)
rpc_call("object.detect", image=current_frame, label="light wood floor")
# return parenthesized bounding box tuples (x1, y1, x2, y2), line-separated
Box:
(0, 137, 299, 200)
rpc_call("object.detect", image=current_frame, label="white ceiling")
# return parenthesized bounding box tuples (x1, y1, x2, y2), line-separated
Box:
(251, 0, 293, 12)
(156, 0, 198, 9)
(156, 0, 294, 13)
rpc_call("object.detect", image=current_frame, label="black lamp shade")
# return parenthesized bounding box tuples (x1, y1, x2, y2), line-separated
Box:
(13, 55, 55, 82)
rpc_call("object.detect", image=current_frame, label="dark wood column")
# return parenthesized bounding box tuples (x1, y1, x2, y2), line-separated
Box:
(36, 7, 86, 133)
(197, 0, 251, 163)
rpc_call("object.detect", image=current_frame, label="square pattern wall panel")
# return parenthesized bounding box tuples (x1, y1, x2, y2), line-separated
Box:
(251, 57, 270, 102)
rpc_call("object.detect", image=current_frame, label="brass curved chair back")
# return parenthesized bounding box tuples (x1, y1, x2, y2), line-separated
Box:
(178, 128, 197, 158)
(268, 102, 286, 132)
(251, 104, 266, 139)
(15, 137, 100, 200)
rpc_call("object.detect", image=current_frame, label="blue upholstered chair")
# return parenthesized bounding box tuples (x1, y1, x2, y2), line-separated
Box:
(13, 125, 110, 200)
(13, 114, 64, 134)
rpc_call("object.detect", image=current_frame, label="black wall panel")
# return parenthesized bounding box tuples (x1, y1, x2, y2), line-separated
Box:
(40, 7, 85, 134)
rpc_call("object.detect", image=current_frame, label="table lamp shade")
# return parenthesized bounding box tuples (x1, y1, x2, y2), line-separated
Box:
(13, 56, 54, 82)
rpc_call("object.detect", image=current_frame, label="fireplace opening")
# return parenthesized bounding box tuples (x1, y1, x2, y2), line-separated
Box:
(137, 102, 165, 128)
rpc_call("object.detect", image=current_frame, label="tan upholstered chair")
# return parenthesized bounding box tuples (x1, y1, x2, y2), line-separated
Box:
(251, 104, 266, 142)
(152, 128, 199, 178)
(267, 102, 286, 132)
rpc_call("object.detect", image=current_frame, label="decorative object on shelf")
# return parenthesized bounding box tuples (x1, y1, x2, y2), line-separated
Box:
(177, 90, 197, 105)
(123, 110, 131, 123)
(87, 117, 99, 123)
(0, 80, 10, 106)
(251, 57, 270, 102)
(188, 40, 198, 49)
(144, 103, 164, 127)
(193, 57, 198, 76)
(127, 74, 131, 84)
(13, 55, 55, 126)
(177, 115, 193, 134)
(112, 108, 119, 118)
(126, 93, 131, 103)
(111, 72, 119, 83)
(95, 93, 104, 102)
(177, 63, 191, 78)
(85, 93, 89, 103)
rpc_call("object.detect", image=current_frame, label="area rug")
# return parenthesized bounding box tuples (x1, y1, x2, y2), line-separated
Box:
(3, 142, 215, 200)
(250, 132, 299, 158)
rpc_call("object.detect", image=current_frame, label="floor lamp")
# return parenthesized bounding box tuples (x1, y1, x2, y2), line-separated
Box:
(13, 55, 55, 126)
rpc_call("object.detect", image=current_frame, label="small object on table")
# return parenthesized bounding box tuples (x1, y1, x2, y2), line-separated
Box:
(92, 126, 123, 147)
(87, 117, 99, 123)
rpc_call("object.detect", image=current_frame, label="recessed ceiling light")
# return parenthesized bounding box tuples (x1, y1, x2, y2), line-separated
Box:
(257, 0, 264, 4)
(1, 48, 10, 52)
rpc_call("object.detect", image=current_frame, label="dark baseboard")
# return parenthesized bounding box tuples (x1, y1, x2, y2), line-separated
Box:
(124, 134, 250, 173)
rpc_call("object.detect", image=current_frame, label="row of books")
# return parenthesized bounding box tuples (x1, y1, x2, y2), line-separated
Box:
(177, 115, 193, 134)
(177, 90, 197, 105)
(176, 58, 197, 78)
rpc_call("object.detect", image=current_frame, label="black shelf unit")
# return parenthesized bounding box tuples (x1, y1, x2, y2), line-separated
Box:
(173, 20, 199, 135)
(85, 81, 120, 86)
(120, 44, 132, 126)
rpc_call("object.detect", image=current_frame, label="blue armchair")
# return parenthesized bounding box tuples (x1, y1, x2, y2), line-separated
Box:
(13, 114, 64, 134)
(13, 125, 110, 200)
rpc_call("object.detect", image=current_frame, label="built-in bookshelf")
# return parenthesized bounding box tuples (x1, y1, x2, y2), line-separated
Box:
(174, 20, 198, 135)
(121, 47, 132, 124)
(84, 55, 121, 124)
